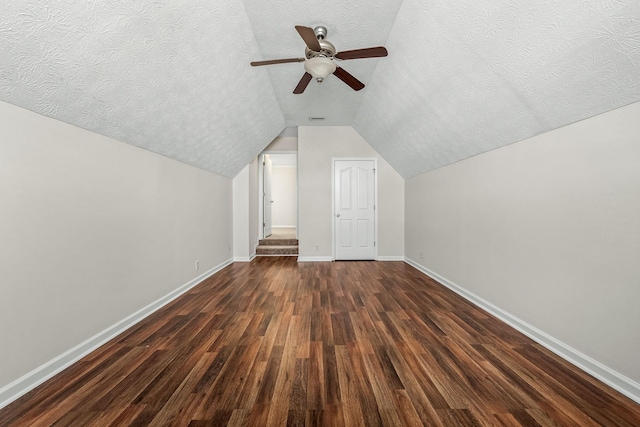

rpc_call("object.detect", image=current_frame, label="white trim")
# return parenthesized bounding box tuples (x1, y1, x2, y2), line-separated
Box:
(256, 254, 299, 257)
(297, 256, 333, 262)
(377, 256, 405, 261)
(232, 243, 259, 263)
(0, 258, 234, 410)
(258, 153, 265, 241)
(404, 257, 640, 405)
(272, 225, 296, 229)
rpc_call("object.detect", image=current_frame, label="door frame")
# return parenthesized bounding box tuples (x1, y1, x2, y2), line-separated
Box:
(263, 154, 273, 238)
(331, 157, 378, 261)
(258, 152, 299, 241)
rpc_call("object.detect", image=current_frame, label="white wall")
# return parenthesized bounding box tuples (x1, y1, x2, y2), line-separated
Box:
(0, 101, 233, 402)
(233, 158, 259, 260)
(405, 102, 640, 401)
(233, 165, 250, 259)
(271, 166, 297, 227)
(298, 126, 404, 260)
(264, 136, 298, 152)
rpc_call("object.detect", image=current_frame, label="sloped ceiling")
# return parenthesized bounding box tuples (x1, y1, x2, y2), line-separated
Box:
(355, 0, 640, 177)
(242, 0, 403, 125)
(0, 1, 285, 178)
(1, 1, 639, 179)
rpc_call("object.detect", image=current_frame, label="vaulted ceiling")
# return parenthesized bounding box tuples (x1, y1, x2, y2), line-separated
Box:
(2, 1, 639, 179)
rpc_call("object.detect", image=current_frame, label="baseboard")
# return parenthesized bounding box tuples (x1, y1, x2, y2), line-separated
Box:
(256, 254, 299, 257)
(404, 257, 640, 404)
(297, 256, 333, 262)
(297, 256, 403, 262)
(377, 256, 405, 261)
(272, 225, 296, 229)
(0, 258, 233, 410)
(234, 253, 256, 262)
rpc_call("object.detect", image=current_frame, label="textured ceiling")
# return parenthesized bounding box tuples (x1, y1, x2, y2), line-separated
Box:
(355, 0, 640, 177)
(242, 0, 403, 126)
(1, 1, 639, 179)
(0, 0, 285, 178)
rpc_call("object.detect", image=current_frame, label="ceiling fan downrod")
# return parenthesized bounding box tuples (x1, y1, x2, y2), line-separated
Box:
(314, 26, 328, 40)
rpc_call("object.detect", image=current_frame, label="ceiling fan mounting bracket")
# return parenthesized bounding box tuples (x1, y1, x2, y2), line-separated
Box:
(313, 26, 328, 40)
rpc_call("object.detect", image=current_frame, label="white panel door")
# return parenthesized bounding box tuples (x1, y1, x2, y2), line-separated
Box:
(334, 160, 376, 260)
(263, 154, 273, 238)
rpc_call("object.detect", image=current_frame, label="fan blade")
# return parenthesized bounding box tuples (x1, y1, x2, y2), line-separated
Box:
(251, 58, 305, 66)
(295, 25, 321, 52)
(335, 46, 388, 60)
(293, 72, 313, 94)
(333, 67, 365, 91)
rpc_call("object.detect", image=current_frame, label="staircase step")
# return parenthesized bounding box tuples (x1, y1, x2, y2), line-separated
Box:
(256, 245, 299, 255)
(259, 238, 298, 246)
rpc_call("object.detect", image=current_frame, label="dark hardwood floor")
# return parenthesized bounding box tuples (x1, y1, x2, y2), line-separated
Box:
(2, 257, 639, 426)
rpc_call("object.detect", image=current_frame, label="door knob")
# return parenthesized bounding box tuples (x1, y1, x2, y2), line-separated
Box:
(336, 214, 340, 217)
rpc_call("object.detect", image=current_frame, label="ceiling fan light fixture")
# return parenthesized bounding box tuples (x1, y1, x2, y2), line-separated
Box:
(304, 57, 336, 82)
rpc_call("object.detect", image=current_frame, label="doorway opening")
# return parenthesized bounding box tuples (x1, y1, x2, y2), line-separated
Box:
(258, 152, 298, 255)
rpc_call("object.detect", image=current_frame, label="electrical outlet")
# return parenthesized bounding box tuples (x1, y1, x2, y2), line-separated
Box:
(195, 260, 200, 271)
(419, 250, 424, 260)
(315, 244, 319, 251)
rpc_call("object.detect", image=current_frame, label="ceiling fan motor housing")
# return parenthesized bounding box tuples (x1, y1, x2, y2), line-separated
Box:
(305, 39, 336, 59)
(303, 26, 336, 83)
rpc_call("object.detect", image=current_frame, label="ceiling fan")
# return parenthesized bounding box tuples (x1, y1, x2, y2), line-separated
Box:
(251, 25, 388, 94)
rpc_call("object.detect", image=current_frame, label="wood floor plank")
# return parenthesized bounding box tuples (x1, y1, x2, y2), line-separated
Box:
(147, 353, 216, 426)
(306, 341, 325, 410)
(2, 257, 639, 426)
(334, 345, 366, 427)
